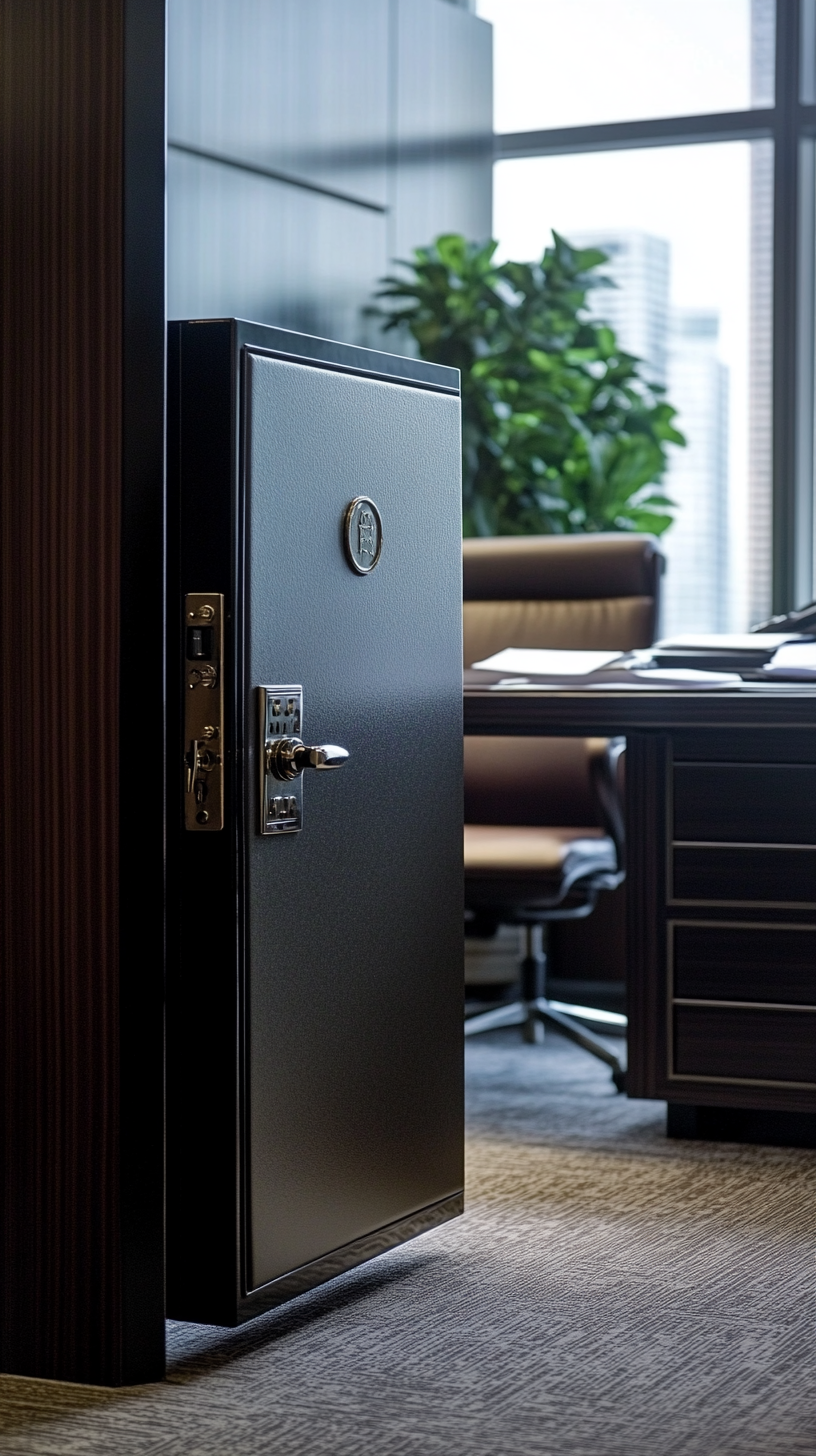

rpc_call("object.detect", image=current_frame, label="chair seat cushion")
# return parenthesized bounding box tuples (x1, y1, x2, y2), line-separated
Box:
(465, 824, 605, 871)
(464, 825, 618, 911)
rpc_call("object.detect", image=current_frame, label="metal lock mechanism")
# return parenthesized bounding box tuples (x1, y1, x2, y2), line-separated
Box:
(258, 686, 348, 835)
(184, 593, 225, 831)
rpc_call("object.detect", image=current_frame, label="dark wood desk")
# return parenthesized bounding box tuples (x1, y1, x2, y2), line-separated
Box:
(464, 682, 816, 1130)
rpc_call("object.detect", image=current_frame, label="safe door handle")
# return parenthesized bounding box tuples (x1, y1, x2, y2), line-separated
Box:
(259, 685, 346, 835)
(266, 737, 349, 782)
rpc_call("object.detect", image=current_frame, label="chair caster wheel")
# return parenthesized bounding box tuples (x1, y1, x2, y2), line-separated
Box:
(612, 1069, 626, 1094)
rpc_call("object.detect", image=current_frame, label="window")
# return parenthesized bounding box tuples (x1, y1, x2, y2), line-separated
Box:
(484, 0, 772, 133)
(478, 0, 816, 624)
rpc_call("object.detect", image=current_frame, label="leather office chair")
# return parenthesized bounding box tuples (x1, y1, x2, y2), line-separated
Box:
(463, 534, 665, 1091)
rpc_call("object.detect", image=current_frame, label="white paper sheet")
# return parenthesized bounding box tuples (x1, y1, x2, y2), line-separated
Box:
(471, 647, 625, 675)
(656, 633, 803, 651)
(489, 667, 742, 691)
(763, 643, 816, 678)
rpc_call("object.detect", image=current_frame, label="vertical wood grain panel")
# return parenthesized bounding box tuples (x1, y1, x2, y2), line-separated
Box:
(0, 0, 165, 1384)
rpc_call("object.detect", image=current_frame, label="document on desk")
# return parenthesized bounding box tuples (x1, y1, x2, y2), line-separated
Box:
(656, 633, 804, 651)
(764, 643, 816, 678)
(466, 647, 741, 690)
(470, 648, 627, 675)
(482, 669, 743, 691)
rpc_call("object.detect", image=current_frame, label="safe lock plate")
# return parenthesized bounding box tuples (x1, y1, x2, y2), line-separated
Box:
(259, 686, 304, 834)
(258, 686, 349, 835)
(184, 593, 225, 831)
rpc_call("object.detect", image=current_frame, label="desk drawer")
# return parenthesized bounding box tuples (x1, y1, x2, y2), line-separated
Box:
(673, 846, 816, 904)
(673, 764, 816, 844)
(673, 923, 816, 1003)
(674, 1006, 816, 1084)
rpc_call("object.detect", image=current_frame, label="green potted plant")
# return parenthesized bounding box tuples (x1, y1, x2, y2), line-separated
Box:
(368, 232, 684, 537)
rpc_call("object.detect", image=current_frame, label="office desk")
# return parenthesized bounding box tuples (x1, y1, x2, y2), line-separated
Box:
(464, 681, 816, 1125)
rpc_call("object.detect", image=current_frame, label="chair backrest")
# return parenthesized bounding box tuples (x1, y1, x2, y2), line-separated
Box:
(463, 534, 664, 829)
(463, 533, 664, 666)
(464, 734, 614, 826)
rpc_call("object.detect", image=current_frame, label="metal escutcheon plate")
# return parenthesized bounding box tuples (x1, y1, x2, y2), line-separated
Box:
(343, 497, 382, 575)
(259, 686, 303, 834)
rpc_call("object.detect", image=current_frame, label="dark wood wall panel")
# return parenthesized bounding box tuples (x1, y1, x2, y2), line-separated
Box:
(0, 0, 166, 1385)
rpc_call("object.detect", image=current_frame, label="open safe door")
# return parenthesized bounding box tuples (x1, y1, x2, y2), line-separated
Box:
(166, 320, 463, 1324)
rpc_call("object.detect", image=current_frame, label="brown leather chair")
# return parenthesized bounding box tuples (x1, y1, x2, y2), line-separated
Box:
(463, 534, 665, 1090)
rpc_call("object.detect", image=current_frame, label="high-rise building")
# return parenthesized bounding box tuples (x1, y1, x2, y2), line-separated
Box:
(572, 230, 669, 386)
(571, 230, 730, 633)
(662, 310, 730, 634)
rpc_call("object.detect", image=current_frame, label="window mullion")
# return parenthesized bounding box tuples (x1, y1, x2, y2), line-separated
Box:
(772, 0, 809, 611)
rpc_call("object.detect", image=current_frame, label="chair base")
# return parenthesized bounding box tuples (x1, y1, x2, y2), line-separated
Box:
(463, 924, 627, 1091)
(464, 996, 626, 1092)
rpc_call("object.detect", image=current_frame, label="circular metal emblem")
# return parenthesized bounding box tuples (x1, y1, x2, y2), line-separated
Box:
(343, 497, 383, 575)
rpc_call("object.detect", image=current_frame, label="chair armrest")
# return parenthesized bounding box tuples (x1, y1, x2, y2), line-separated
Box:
(587, 738, 626, 872)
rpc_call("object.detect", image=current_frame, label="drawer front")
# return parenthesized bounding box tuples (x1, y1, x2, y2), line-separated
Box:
(673, 763, 816, 844)
(673, 1006, 816, 1084)
(672, 730, 816, 764)
(673, 846, 816, 904)
(673, 922, 816, 1004)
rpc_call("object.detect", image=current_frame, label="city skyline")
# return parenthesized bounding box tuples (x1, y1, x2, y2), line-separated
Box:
(487, 0, 776, 629)
(572, 228, 731, 635)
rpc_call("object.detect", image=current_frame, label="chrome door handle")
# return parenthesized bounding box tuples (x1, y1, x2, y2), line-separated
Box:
(266, 737, 349, 781)
(258, 685, 348, 835)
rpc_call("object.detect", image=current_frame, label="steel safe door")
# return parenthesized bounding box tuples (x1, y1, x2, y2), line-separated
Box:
(167, 320, 463, 1324)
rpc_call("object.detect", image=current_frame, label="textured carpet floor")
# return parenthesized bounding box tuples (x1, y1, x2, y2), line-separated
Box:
(1, 1031, 815, 1455)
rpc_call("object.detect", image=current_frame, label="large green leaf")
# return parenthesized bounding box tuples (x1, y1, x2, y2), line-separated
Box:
(367, 232, 685, 537)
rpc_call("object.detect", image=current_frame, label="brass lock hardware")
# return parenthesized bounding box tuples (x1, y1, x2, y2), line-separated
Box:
(184, 593, 225, 830)
(185, 739, 222, 794)
(258, 686, 349, 834)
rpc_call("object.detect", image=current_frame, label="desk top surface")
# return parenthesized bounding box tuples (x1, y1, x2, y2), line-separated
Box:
(463, 680, 816, 735)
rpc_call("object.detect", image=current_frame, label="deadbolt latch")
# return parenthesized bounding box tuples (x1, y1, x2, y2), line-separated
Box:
(258, 686, 348, 834)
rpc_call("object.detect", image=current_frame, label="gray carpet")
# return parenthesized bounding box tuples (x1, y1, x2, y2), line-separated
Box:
(1, 1031, 815, 1455)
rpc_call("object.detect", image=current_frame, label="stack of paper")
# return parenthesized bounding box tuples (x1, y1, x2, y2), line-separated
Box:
(470, 649, 626, 677)
(468, 647, 741, 691)
(656, 634, 803, 651)
(651, 632, 808, 672)
(763, 643, 816, 679)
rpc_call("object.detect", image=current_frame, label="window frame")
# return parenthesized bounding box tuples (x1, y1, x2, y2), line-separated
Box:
(492, 0, 816, 615)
